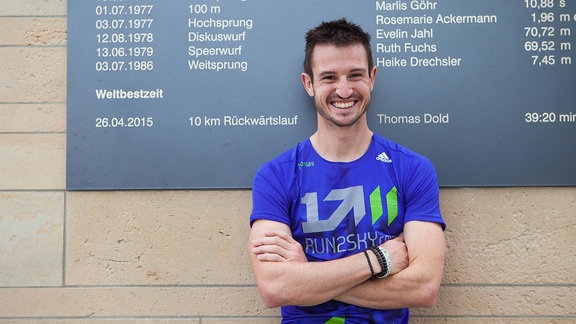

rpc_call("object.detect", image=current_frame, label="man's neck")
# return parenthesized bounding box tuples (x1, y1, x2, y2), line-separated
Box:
(310, 123, 373, 162)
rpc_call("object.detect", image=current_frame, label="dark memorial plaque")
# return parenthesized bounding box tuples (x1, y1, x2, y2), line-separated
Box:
(67, 0, 576, 189)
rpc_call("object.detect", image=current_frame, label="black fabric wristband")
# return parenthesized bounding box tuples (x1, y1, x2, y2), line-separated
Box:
(370, 246, 388, 278)
(363, 250, 375, 279)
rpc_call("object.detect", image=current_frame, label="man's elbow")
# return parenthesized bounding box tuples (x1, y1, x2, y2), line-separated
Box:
(414, 283, 440, 307)
(257, 279, 322, 308)
(257, 280, 290, 308)
(259, 291, 285, 309)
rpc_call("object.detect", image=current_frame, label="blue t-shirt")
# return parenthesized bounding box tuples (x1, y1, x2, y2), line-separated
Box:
(250, 134, 445, 324)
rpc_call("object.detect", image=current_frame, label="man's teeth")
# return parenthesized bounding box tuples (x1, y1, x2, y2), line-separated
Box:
(333, 101, 354, 108)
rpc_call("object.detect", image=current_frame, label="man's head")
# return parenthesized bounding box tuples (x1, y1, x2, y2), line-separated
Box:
(303, 18, 374, 81)
(301, 19, 376, 129)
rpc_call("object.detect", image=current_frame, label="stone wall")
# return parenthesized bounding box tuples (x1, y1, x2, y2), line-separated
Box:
(1, 1, 575, 322)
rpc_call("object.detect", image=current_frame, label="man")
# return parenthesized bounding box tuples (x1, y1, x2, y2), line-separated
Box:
(248, 18, 446, 323)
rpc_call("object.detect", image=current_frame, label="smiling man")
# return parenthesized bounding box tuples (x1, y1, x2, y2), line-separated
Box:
(248, 19, 446, 323)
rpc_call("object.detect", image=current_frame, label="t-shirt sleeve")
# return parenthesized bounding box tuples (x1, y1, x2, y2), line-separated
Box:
(402, 156, 446, 230)
(250, 163, 292, 227)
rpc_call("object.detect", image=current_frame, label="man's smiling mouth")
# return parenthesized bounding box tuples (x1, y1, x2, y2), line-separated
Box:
(332, 101, 356, 109)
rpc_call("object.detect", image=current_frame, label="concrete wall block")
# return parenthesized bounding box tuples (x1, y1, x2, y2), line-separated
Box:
(411, 318, 576, 323)
(0, 17, 67, 46)
(0, 320, 202, 324)
(202, 319, 280, 324)
(66, 190, 254, 286)
(0, 0, 66, 16)
(0, 287, 279, 318)
(440, 187, 576, 284)
(0, 103, 66, 133)
(413, 285, 576, 317)
(0, 47, 66, 103)
(0, 134, 65, 190)
(0, 319, 283, 324)
(0, 191, 64, 287)
(2, 285, 572, 318)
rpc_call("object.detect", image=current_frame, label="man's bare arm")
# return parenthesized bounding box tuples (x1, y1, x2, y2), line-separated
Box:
(334, 221, 446, 309)
(249, 219, 382, 307)
(248, 219, 409, 308)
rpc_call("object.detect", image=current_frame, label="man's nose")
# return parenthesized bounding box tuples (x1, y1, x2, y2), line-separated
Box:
(336, 79, 353, 98)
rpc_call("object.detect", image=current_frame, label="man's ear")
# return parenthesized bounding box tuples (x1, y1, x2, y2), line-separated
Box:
(301, 73, 315, 97)
(369, 66, 377, 91)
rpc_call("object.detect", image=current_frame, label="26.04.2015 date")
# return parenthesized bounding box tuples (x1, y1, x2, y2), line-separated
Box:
(95, 117, 154, 128)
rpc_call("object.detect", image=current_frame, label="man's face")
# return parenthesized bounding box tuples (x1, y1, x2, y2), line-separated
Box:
(302, 44, 376, 128)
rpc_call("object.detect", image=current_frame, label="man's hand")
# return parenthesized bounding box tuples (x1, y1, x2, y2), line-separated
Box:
(251, 231, 308, 262)
(251, 229, 409, 277)
(379, 233, 409, 275)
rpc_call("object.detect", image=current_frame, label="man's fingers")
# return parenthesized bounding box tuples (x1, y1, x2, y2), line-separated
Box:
(259, 231, 299, 250)
(264, 230, 297, 244)
(252, 241, 284, 255)
(252, 231, 307, 263)
(256, 252, 286, 262)
(268, 230, 298, 243)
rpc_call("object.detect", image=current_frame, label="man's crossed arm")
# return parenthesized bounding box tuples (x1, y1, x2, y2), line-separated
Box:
(248, 219, 445, 309)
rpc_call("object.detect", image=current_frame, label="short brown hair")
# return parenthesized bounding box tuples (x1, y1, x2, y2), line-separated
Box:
(303, 18, 373, 80)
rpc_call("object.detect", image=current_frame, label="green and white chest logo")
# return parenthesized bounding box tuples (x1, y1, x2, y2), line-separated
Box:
(301, 185, 398, 234)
